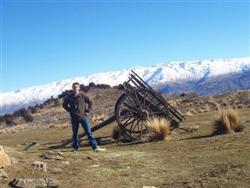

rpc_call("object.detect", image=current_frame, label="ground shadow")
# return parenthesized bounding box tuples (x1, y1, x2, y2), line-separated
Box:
(180, 134, 215, 140)
(41, 136, 116, 150)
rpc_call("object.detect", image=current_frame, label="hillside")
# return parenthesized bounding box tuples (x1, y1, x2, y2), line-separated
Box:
(1, 87, 250, 130)
(0, 88, 250, 187)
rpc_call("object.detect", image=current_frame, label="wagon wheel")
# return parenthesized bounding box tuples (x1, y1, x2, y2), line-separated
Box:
(115, 89, 167, 140)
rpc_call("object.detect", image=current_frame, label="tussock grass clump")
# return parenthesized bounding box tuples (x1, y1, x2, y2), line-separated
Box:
(146, 117, 171, 141)
(213, 109, 244, 135)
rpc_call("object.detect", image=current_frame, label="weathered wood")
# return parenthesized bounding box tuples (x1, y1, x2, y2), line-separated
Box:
(115, 71, 185, 140)
(24, 141, 38, 150)
(49, 115, 116, 148)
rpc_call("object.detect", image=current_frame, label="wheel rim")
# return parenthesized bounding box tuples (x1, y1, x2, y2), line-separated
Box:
(115, 89, 166, 139)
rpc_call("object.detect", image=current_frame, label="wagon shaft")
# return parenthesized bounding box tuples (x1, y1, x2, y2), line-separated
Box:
(50, 116, 116, 148)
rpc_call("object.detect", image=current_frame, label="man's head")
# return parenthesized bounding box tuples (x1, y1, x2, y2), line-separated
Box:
(72, 82, 80, 95)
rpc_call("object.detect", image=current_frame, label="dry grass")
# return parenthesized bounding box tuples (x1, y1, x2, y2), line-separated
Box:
(213, 109, 244, 135)
(146, 117, 171, 140)
(91, 113, 108, 124)
(0, 108, 250, 187)
(0, 145, 12, 168)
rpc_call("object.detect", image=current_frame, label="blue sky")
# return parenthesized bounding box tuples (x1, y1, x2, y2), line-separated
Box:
(1, 0, 249, 92)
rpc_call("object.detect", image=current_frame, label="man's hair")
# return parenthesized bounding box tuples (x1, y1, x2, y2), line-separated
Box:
(72, 82, 80, 87)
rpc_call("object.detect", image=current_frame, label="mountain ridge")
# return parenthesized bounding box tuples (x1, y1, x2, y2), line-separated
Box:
(1, 57, 250, 115)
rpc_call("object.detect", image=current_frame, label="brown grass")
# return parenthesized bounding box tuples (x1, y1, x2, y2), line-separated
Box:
(146, 117, 171, 140)
(213, 109, 244, 135)
(0, 146, 12, 167)
(1, 108, 250, 187)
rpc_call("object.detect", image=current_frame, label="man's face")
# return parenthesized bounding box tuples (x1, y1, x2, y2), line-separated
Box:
(73, 84, 80, 95)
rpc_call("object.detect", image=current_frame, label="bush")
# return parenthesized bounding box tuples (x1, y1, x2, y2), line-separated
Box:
(212, 109, 244, 135)
(13, 108, 27, 117)
(58, 90, 73, 99)
(13, 107, 34, 122)
(39, 104, 44, 109)
(146, 117, 171, 140)
(54, 98, 61, 106)
(20, 108, 28, 116)
(180, 93, 186, 97)
(89, 82, 96, 88)
(96, 84, 111, 89)
(29, 106, 38, 114)
(13, 110, 21, 117)
(0, 116, 4, 123)
(113, 84, 124, 90)
(3, 114, 16, 126)
(80, 84, 89, 92)
(43, 97, 55, 106)
(23, 113, 34, 122)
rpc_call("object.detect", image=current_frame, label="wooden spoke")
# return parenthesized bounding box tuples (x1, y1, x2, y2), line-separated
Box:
(121, 116, 133, 125)
(115, 87, 180, 141)
(128, 119, 138, 134)
(120, 105, 137, 113)
(140, 121, 143, 138)
(123, 118, 137, 128)
(120, 114, 135, 118)
(142, 120, 151, 135)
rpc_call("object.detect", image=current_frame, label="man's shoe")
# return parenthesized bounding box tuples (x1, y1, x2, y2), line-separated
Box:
(72, 148, 79, 152)
(94, 146, 106, 152)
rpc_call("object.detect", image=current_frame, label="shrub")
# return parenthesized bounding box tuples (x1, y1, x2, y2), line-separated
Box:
(13, 110, 21, 117)
(43, 97, 55, 106)
(13, 108, 27, 117)
(0, 116, 4, 123)
(113, 84, 124, 90)
(23, 113, 34, 122)
(20, 108, 28, 116)
(58, 90, 72, 99)
(146, 117, 171, 140)
(212, 109, 244, 135)
(39, 104, 44, 109)
(3, 114, 16, 126)
(180, 93, 186, 97)
(54, 98, 61, 106)
(13, 108, 34, 122)
(89, 82, 96, 88)
(29, 106, 38, 114)
(96, 84, 111, 89)
(80, 84, 89, 92)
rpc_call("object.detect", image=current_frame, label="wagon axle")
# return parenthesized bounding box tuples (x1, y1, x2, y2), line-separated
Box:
(114, 70, 185, 141)
(137, 110, 149, 120)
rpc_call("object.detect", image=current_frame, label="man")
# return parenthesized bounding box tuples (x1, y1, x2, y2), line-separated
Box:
(63, 82, 106, 152)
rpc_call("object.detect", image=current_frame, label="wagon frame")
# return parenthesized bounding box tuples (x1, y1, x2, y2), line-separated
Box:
(114, 70, 185, 140)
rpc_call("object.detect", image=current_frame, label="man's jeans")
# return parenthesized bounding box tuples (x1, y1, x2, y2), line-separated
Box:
(71, 116, 98, 150)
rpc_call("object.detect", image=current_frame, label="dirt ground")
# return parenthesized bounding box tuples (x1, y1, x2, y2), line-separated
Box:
(1, 108, 250, 188)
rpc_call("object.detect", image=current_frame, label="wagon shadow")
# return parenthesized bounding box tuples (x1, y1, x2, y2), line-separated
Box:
(180, 134, 214, 140)
(43, 135, 116, 150)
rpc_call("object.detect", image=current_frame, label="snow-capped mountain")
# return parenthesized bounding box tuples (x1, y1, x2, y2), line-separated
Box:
(1, 57, 250, 115)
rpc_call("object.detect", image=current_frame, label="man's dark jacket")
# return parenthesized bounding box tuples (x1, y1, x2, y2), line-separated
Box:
(62, 92, 92, 118)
